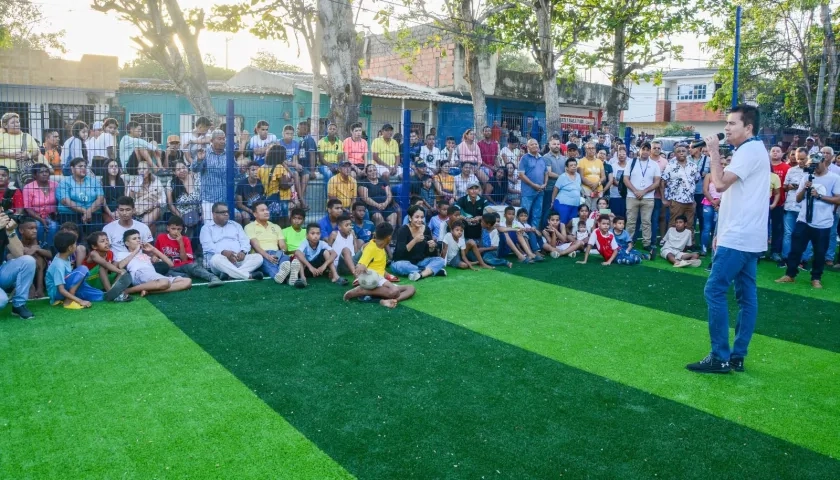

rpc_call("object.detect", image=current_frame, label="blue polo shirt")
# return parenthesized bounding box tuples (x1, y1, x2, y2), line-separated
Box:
(519, 153, 547, 197)
(57, 175, 103, 214)
(318, 214, 338, 239)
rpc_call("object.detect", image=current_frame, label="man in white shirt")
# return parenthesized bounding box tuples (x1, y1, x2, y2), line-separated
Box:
(419, 134, 443, 173)
(622, 142, 661, 252)
(688, 105, 769, 374)
(85, 121, 115, 166)
(200, 201, 264, 280)
(776, 152, 840, 286)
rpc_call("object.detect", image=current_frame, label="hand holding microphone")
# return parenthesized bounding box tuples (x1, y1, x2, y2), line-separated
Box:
(691, 133, 726, 150)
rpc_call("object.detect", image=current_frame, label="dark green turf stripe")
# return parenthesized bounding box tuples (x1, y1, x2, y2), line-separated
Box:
(505, 258, 840, 353)
(150, 282, 840, 479)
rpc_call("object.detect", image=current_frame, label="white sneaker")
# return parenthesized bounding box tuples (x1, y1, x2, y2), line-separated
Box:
(674, 260, 689, 268)
(687, 259, 702, 268)
(288, 259, 301, 285)
(569, 251, 577, 258)
(274, 260, 292, 284)
(408, 271, 422, 281)
(550, 251, 560, 259)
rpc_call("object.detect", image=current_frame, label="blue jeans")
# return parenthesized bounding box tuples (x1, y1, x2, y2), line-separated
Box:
(609, 197, 626, 220)
(704, 246, 762, 361)
(616, 249, 641, 264)
(827, 212, 839, 262)
(467, 249, 509, 267)
(520, 192, 544, 228)
(390, 256, 446, 276)
(36, 218, 59, 247)
(0, 256, 36, 308)
(55, 266, 104, 303)
(783, 211, 812, 261)
(701, 205, 718, 251)
(652, 198, 664, 246)
(259, 250, 291, 278)
(319, 165, 337, 184)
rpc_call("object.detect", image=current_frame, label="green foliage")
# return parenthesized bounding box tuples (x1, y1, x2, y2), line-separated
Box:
(662, 122, 695, 136)
(120, 54, 235, 81)
(250, 50, 303, 72)
(0, 0, 65, 53)
(497, 48, 541, 73)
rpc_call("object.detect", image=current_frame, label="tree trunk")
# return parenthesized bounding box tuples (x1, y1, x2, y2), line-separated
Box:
(464, 46, 488, 132)
(318, 0, 362, 137)
(821, 2, 838, 131)
(534, 0, 560, 135)
(605, 25, 627, 138)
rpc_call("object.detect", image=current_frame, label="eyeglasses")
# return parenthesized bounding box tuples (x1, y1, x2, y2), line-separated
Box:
(214, 210, 229, 215)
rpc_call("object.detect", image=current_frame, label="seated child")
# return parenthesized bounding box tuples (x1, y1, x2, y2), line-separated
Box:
(570, 205, 596, 234)
(46, 231, 132, 309)
(343, 222, 416, 309)
(428, 201, 449, 241)
(59, 222, 87, 267)
(115, 229, 193, 295)
(441, 219, 491, 269)
(84, 231, 133, 302)
(496, 206, 535, 263)
(465, 212, 514, 268)
(329, 213, 357, 284)
(291, 223, 341, 288)
(155, 215, 223, 287)
(588, 197, 615, 224)
(351, 201, 375, 246)
(18, 218, 52, 299)
(541, 212, 580, 258)
(515, 207, 545, 261)
(610, 216, 644, 264)
(282, 208, 307, 255)
(575, 215, 620, 266)
(660, 215, 701, 268)
(436, 204, 462, 244)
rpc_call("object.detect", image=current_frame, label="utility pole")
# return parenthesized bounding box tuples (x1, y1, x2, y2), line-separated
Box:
(732, 6, 742, 109)
(311, 17, 322, 138)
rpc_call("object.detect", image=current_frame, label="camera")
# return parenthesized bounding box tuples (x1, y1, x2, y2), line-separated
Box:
(805, 153, 823, 175)
(3, 209, 23, 224)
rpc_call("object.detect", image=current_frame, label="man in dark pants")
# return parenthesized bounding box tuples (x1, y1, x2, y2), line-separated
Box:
(688, 143, 709, 241)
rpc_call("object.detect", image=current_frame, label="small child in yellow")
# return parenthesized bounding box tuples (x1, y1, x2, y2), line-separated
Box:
(343, 223, 416, 309)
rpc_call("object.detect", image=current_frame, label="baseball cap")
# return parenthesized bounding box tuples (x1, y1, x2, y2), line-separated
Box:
(358, 270, 382, 290)
(167, 135, 180, 144)
(91, 121, 103, 130)
(806, 136, 815, 141)
(414, 159, 427, 168)
(382, 123, 394, 131)
(339, 160, 352, 166)
(467, 180, 481, 189)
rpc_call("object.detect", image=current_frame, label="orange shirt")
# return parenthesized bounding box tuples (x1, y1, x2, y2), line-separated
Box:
(343, 137, 368, 166)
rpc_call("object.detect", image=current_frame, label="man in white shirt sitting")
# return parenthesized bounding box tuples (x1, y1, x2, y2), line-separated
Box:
(200, 202, 264, 281)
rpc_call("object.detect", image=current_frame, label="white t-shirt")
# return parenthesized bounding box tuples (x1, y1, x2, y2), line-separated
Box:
(442, 232, 466, 263)
(784, 166, 805, 212)
(119, 136, 155, 168)
(608, 159, 629, 197)
(62, 137, 84, 164)
(419, 146, 443, 171)
(114, 250, 155, 276)
(500, 147, 520, 167)
(103, 220, 154, 254)
(181, 131, 209, 159)
(716, 139, 771, 252)
(625, 158, 661, 199)
(249, 134, 278, 164)
(86, 133, 115, 161)
(795, 172, 840, 228)
(660, 227, 693, 251)
(330, 231, 355, 266)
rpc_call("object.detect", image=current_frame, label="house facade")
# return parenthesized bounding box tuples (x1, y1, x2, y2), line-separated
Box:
(622, 68, 725, 136)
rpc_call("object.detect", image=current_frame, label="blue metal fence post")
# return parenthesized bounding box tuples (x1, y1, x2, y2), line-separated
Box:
(732, 6, 742, 109)
(623, 126, 632, 153)
(225, 100, 235, 216)
(400, 109, 412, 213)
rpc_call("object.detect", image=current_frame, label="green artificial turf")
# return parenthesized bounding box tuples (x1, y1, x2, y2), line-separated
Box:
(0, 300, 352, 479)
(506, 256, 839, 353)
(406, 267, 840, 459)
(151, 282, 840, 479)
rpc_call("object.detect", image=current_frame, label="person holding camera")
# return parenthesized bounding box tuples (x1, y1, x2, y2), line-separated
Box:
(0, 211, 36, 319)
(776, 152, 840, 289)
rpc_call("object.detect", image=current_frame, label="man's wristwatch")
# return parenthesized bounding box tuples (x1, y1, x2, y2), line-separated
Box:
(6, 230, 17, 238)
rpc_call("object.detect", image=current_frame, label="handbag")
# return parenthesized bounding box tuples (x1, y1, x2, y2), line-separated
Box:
(617, 158, 638, 198)
(17, 133, 36, 186)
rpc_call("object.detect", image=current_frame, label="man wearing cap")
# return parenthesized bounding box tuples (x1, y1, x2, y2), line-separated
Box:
(327, 160, 357, 209)
(456, 181, 488, 241)
(371, 124, 400, 181)
(806, 136, 820, 155)
(161, 135, 184, 171)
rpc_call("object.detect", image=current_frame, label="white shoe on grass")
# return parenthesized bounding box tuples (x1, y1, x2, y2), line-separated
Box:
(288, 259, 301, 285)
(274, 260, 292, 284)
(408, 272, 422, 281)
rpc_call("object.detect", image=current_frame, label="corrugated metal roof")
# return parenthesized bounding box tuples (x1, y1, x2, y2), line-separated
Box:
(662, 68, 719, 78)
(262, 70, 473, 105)
(119, 79, 293, 96)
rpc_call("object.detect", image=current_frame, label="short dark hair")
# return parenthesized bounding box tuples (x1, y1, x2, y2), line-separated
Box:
(640, 142, 652, 150)
(504, 206, 515, 214)
(352, 201, 367, 211)
(305, 223, 320, 233)
(565, 158, 578, 166)
(350, 122, 363, 131)
(374, 222, 394, 240)
(290, 207, 305, 219)
(516, 208, 528, 217)
(481, 212, 497, 225)
(598, 214, 611, 223)
(195, 116, 212, 128)
(547, 211, 560, 220)
(122, 229, 140, 242)
(327, 198, 343, 209)
(117, 196, 135, 208)
(451, 219, 465, 230)
(54, 231, 78, 253)
(447, 205, 461, 215)
(675, 214, 688, 223)
(69, 157, 87, 168)
(86, 231, 107, 248)
(613, 216, 626, 224)
(337, 213, 352, 224)
(212, 202, 227, 213)
(252, 201, 268, 212)
(731, 104, 760, 135)
(167, 215, 184, 227)
(410, 195, 423, 205)
(59, 222, 80, 234)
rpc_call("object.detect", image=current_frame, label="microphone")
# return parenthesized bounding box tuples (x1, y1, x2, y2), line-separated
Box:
(690, 133, 725, 149)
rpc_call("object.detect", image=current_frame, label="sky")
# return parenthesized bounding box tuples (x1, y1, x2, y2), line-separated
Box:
(38, 0, 715, 83)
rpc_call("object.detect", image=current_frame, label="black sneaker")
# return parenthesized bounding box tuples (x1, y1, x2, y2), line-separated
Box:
(730, 357, 744, 372)
(686, 354, 731, 374)
(798, 261, 810, 272)
(250, 271, 265, 281)
(777, 259, 787, 268)
(11, 304, 34, 320)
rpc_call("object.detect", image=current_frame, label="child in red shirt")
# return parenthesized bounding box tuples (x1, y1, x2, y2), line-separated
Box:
(154, 215, 223, 287)
(576, 215, 619, 266)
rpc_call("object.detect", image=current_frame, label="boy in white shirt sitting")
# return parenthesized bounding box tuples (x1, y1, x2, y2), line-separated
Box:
(116, 229, 193, 296)
(660, 215, 702, 267)
(328, 214, 357, 283)
(441, 220, 490, 269)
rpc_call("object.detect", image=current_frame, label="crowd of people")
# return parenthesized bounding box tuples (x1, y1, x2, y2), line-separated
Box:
(0, 107, 838, 317)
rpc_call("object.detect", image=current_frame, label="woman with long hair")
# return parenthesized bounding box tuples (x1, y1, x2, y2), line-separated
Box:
(101, 159, 125, 223)
(167, 159, 202, 229)
(127, 159, 165, 229)
(62, 121, 88, 176)
(56, 157, 104, 233)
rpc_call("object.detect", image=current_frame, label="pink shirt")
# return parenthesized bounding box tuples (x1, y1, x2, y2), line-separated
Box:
(477, 140, 499, 168)
(22, 180, 58, 218)
(343, 137, 368, 166)
(654, 157, 668, 199)
(457, 141, 481, 165)
(702, 181, 721, 206)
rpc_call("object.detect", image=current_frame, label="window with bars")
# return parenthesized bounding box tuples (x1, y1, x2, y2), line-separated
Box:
(130, 113, 163, 144)
(676, 84, 707, 101)
(48, 104, 95, 143)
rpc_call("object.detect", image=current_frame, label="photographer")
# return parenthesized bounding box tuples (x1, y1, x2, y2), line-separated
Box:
(776, 152, 840, 289)
(0, 211, 36, 319)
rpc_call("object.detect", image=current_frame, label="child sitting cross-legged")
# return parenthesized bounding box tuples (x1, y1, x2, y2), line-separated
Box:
(576, 215, 621, 266)
(18, 218, 52, 299)
(328, 213, 356, 285)
(515, 208, 545, 261)
(84, 231, 134, 302)
(291, 223, 341, 288)
(465, 213, 515, 268)
(660, 215, 701, 268)
(155, 215, 224, 287)
(46, 231, 133, 309)
(610, 216, 644, 264)
(116, 229, 193, 296)
(441, 219, 491, 270)
(59, 222, 88, 267)
(496, 206, 534, 264)
(541, 212, 581, 258)
(343, 222, 416, 309)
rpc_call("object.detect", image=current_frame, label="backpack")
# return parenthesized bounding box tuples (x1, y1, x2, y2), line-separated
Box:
(617, 158, 638, 198)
